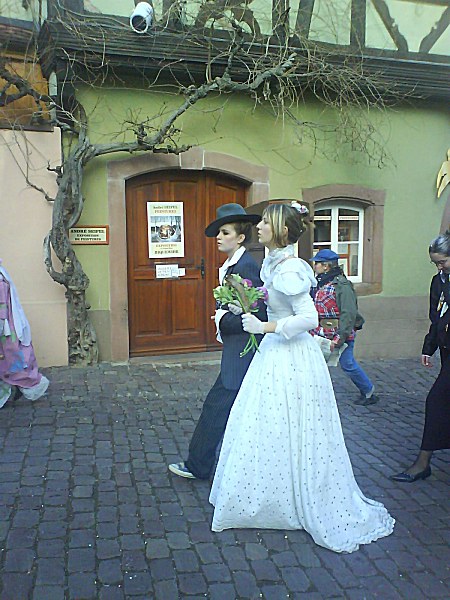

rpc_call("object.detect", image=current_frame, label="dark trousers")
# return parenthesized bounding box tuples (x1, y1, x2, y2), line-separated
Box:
(185, 374, 238, 479)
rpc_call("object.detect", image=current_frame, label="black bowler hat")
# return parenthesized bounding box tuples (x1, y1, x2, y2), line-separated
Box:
(205, 203, 260, 237)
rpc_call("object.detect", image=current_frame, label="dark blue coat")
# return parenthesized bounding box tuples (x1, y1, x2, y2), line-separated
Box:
(218, 250, 266, 390)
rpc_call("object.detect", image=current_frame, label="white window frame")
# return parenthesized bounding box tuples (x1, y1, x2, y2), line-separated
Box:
(313, 203, 364, 283)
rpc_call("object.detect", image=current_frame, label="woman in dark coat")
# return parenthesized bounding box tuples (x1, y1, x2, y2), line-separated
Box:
(391, 230, 450, 482)
(169, 204, 265, 480)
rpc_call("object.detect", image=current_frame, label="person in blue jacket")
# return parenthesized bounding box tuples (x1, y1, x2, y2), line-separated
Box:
(169, 204, 265, 479)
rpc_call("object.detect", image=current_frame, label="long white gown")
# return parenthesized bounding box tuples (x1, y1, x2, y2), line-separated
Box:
(209, 245, 394, 553)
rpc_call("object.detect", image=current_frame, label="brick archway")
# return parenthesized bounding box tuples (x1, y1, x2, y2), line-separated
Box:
(107, 148, 270, 361)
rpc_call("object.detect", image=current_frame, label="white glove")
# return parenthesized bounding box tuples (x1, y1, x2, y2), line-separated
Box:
(242, 313, 265, 334)
(228, 302, 243, 316)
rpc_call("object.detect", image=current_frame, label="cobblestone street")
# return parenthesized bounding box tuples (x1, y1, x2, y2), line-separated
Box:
(0, 356, 448, 599)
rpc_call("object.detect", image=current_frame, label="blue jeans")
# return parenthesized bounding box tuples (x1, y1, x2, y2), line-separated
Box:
(339, 339, 374, 396)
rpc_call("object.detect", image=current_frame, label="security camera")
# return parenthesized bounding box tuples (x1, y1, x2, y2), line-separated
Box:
(130, 2, 154, 34)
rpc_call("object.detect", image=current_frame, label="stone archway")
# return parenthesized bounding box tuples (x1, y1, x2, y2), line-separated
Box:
(106, 148, 270, 361)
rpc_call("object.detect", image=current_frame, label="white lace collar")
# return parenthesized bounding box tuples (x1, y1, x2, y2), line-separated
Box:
(261, 245, 295, 283)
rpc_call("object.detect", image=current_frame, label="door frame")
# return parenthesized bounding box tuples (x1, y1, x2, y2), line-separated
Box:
(107, 148, 270, 361)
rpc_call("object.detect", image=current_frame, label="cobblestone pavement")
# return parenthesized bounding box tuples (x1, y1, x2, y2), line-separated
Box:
(0, 356, 449, 600)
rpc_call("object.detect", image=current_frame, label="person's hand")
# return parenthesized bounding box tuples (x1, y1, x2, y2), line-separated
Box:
(421, 354, 432, 367)
(329, 341, 335, 352)
(228, 302, 243, 316)
(242, 313, 265, 334)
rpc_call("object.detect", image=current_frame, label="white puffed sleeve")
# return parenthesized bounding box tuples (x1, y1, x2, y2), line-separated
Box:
(272, 270, 312, 296)
(272, 259, 319, 339)
(275, 294, 318, 339)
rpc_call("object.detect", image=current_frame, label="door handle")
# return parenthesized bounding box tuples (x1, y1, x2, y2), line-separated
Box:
(196, 258, 205, 279)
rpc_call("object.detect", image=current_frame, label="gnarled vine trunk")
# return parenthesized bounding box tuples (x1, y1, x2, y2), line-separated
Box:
(44, 121, 98, 365)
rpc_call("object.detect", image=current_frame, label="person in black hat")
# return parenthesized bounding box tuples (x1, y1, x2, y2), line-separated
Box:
(310, 249, 378, 406)
(169, 203, 265, 479)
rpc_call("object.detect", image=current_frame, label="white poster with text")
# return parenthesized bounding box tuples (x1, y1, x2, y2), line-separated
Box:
(147, 202, 184, 258)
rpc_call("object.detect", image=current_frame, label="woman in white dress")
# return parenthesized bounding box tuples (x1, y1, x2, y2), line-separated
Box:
(209, 202, 394, 553)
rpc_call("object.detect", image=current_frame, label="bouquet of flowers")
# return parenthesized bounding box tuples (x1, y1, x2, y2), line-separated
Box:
(213, 274, 268, 357)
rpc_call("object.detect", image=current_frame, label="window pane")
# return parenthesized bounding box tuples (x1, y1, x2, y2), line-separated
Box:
(339, 208, 359, 217)
(349, 246, 359, 276)
(314, 222, 331, 243)
(312, 246, 331, 257)
(338, 219, 359, 241)
(314, 209, 331, 243)
(338, 243, 359, 276)
(0, 57, 51, 127)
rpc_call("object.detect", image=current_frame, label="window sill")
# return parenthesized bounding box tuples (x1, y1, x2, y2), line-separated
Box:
(354, 282, 382, 296)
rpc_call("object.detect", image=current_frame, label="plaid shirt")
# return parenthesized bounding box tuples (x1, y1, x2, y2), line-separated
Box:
(312, 281, 355, 345)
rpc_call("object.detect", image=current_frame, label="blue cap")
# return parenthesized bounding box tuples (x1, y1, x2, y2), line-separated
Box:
(311, 249, 340, 262)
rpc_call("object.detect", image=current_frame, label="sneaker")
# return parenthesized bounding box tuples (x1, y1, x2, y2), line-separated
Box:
(168, 462, 196, 479)
(355, 393, 379, 406)
(355, 385, 377, 405)
(361, 394, 379, 406)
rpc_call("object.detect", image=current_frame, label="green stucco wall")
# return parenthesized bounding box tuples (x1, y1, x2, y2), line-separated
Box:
(74, 83, 449, 312)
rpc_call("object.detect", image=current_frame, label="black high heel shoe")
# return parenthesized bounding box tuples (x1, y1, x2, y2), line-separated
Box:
(390, 465, 431, 483)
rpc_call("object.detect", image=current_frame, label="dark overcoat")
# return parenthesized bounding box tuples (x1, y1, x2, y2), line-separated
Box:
(218, 251, 266, 390)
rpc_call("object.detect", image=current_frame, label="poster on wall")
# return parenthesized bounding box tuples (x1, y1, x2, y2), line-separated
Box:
(147, 202, 184, 258)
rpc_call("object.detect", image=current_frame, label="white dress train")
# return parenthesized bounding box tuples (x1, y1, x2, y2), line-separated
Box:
(209, 246, 394, 553)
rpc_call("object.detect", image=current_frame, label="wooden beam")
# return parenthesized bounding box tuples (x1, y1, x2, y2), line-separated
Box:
(272, 0, 289, 41)
(396, 0, 449, 5)
(350, 0, 366, 48)
(419, 6, 450, 53)
(294, 0, 315, 39)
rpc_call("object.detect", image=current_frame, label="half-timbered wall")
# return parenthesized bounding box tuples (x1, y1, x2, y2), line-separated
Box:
(38, 0, 449, 57)
(3, 1, 449, 59)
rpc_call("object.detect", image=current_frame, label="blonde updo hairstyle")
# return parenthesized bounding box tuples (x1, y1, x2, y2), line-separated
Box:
(263, 203, 308, 248)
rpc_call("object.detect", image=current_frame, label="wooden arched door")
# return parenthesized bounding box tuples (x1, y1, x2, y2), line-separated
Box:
(126, 170, 249, 356)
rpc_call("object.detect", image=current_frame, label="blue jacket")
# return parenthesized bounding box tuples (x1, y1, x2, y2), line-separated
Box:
(218, 250, 266, 390)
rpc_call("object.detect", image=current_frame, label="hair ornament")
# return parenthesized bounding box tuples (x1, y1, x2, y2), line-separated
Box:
(290, 201, 309, 216)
